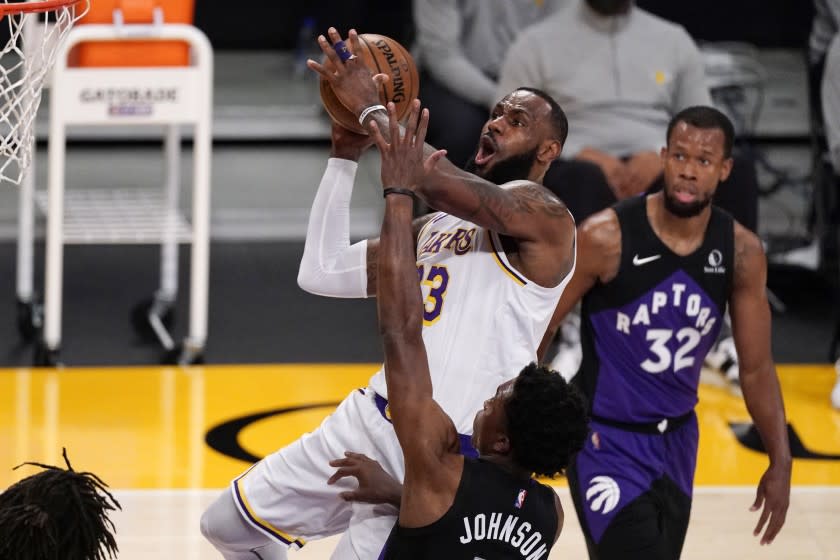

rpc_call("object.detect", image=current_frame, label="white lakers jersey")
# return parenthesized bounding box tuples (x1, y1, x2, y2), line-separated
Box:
(369, 212, 575, 434)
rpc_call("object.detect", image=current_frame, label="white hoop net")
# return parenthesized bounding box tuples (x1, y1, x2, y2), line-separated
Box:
(0, 0, 88, 185)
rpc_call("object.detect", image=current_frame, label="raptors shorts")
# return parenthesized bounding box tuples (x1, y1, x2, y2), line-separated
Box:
(567, 415, 698, 560)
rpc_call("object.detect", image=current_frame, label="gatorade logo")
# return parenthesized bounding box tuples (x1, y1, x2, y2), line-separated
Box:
(586, 476, 620, 515)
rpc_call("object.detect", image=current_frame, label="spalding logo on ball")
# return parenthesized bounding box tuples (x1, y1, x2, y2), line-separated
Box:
(319, 34, 420, 134)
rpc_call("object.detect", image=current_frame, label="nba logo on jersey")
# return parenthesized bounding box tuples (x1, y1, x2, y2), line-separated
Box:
(514, 489, 527, 509)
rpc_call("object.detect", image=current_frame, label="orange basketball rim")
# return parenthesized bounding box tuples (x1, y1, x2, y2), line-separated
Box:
(0, 0, 90, 185)
(0, 0, 87, 17)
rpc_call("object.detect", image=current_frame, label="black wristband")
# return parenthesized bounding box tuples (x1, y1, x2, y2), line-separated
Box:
(383, 187, 416, 199)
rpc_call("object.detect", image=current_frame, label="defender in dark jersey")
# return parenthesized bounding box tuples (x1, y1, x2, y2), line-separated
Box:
(365, 100, 588, 559)
(538, 106, 791, 559)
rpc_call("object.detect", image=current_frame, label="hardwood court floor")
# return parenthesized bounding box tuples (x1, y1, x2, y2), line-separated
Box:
(1, 363, 838, 559)
(107, 487, 838, 559)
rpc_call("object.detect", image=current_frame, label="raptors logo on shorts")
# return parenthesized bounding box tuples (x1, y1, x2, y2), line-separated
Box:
(586, 476, 620, 515)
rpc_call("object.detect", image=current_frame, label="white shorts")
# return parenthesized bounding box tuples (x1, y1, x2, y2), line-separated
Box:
(230, 387, 404, 557)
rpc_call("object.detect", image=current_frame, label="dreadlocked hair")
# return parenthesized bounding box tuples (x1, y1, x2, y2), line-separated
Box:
(505, 363, 589, 478)
(0, 448, 121, 560)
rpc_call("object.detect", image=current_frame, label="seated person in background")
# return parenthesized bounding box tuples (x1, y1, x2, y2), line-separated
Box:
(0, 448, 121, 560)
(496, 0, 758, 383)
(496, 0, 758, 231)
(348, 101, 589, 557)
(413, 0, 565, 169)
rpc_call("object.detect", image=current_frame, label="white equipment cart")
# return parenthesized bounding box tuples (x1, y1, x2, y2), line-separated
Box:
(17, 14, 213, 365)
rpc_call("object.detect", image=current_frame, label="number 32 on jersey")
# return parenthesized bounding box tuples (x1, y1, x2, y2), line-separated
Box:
(418, 264, 449, 325)
(642, 327, 702, 374)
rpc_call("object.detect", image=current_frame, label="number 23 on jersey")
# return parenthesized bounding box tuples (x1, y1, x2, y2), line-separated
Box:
(418, 264, 449, 325)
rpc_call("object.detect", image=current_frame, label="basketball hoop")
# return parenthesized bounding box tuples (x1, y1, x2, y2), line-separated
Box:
(0, 0, 89, 185)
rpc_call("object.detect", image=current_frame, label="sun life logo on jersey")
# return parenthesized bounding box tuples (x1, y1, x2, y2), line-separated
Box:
(586, 476, 620, 515)
(704, 249, 725, 274)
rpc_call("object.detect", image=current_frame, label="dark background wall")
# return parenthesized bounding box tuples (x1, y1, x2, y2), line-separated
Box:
(636, 0, 814, 48)
(193, 1, 415, 50)
(191, 0, 813, 51)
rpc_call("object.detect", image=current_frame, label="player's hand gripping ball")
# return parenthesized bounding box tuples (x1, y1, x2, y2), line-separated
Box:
(319, 33, 419, 134)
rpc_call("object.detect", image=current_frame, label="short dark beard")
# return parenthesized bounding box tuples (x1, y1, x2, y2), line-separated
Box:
(464, 146, 539, 185)
(663, 188, 713, 218)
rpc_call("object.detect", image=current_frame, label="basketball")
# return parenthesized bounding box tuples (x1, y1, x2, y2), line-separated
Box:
(319, 34, 420, 134)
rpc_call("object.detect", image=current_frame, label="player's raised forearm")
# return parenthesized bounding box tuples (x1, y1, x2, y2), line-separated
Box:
(418, 166, 572, 243)
(414, 164, 510, 225)
(297, 159, 369, 299)
(378, 195, 419, 334)
(377, 194, 432, 400)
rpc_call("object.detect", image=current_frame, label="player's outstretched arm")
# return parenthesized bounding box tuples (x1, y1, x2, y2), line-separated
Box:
(377, 174, 436, 424)
(729, 223, 791, 546)
(372, 101, 450, 439)
(373, 101, 463, 526)
(538, 209, 621, 361)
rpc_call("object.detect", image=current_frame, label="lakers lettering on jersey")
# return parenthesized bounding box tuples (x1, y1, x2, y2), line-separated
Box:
(418, 227, 477, 257)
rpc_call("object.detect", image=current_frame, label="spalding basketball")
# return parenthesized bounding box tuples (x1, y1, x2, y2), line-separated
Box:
(319, 34, 420, 134)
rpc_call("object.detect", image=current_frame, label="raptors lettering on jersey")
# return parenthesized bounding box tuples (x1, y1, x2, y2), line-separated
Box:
(603, 270, 723, 379)
(615, 282, 718, 337)
(459, 512, 550, 559)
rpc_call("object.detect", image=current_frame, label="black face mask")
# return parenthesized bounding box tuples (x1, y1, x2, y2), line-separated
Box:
(464, 145, 540, 186)
(585, 0, 632, 16)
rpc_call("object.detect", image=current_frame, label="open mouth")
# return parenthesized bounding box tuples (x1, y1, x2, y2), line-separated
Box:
(473, 134, 498, 166)
(672, 185, 697, 204)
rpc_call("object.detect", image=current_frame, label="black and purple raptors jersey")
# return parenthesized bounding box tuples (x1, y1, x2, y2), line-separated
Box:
(575, 196, 734, 424)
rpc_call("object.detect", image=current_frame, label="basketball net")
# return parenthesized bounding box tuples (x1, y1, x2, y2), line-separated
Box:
(0, 0, 89, 185)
